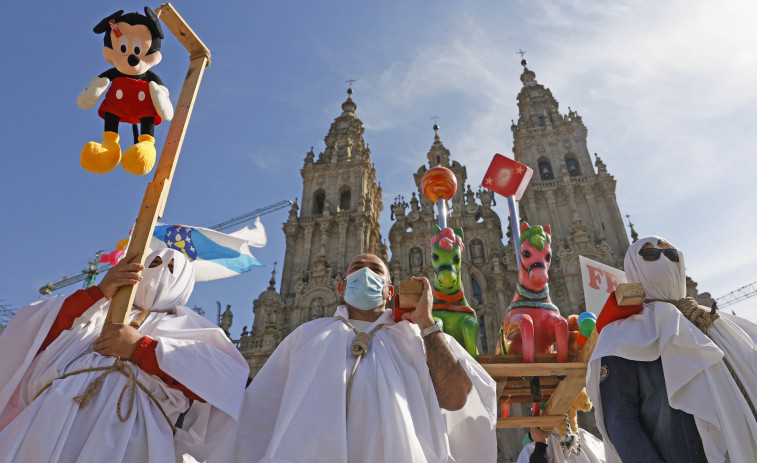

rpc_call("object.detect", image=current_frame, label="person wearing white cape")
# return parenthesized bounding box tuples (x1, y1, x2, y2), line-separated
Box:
(0, 249, 249, 462)
(586, 236, 757, 462)
(234, 253, 497, 463)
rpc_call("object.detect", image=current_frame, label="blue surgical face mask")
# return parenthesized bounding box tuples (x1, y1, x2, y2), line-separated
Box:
(344, 267, 387, 310)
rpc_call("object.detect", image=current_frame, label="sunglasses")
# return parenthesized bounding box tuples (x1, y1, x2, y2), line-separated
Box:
(638, 247, 679, 262)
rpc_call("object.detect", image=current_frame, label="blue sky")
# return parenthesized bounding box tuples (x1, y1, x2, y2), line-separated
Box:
(2, 0, 756, 335)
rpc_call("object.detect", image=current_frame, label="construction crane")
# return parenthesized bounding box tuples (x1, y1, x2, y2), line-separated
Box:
(715, 280, 757, 310)
(39, 199, 293, 295)
(0, 300, 16, 328)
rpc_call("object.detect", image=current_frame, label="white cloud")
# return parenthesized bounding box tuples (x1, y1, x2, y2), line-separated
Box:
(353, 0, 757, 311)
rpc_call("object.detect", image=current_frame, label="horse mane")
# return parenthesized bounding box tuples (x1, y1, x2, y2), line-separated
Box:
(519, 225, 551, 250)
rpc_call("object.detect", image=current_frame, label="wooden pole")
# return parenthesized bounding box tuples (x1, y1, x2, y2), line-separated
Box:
(106, 3, 211, 325)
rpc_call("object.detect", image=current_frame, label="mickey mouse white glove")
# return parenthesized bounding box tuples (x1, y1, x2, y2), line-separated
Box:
(149, 81, 174, 121)
(77, 77, 110, 109)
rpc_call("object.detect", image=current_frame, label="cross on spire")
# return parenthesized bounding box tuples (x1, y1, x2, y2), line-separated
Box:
(516, 49, 527, 59)
(430, 115, 440, 125)
(346, 77, 356, 88)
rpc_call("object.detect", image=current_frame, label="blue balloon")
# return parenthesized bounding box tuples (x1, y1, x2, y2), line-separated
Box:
(578, 312, 597, 325)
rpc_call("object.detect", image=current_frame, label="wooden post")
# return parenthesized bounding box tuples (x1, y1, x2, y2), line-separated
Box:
(105, 3, 211, 325)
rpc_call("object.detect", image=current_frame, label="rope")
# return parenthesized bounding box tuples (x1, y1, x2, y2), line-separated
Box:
(34, 359, 176, 434)
(337, 317, 383, 417)
(34, 306, 178, 435)
(647, 297, 757, 423)
(646, 297, 718, 334)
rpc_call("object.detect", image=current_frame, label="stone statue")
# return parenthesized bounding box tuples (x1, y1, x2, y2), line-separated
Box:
(220, 304, 233, 337)
(471, 240, 484, 259)
(465, 185, 476, 205)
(410, 247, 423, 268)
(309, 297, 325, 319)
(241, 325, 249, 337)
(266, 306, 279, 328)
(345, 137, 353, 158)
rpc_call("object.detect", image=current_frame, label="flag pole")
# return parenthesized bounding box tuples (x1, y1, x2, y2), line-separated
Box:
(507, 195, 521, 268)
(105, 3, 211, 326)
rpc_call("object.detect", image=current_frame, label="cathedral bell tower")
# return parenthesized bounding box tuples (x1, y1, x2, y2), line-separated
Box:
(242, 87, 385, 376)
(511, 59, 629, 313)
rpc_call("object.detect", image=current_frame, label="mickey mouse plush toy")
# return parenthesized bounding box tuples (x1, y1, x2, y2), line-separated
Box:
(78, 7, 173, 175)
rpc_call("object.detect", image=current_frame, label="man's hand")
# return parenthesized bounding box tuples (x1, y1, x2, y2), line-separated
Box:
(98, 251, 144, 300)
(529, 426, 547, 444)
(93, 323, 143, 359)
(401, 276, 435, 330)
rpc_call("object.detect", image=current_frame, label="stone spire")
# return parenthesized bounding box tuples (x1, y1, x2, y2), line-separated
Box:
(510, 59, 630, 316)
(268, 262, 277, 290)
(426, 123, 452, 168)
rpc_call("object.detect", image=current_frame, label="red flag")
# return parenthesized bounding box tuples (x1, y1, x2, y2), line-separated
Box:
(481, 153, 533, 200)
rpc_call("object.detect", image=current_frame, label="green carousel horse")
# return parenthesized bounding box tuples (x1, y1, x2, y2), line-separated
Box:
(430, 224, 479, 358)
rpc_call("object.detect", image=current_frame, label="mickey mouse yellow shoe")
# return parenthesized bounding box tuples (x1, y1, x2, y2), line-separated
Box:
(121, 134, 156, 176)
(81, 131, 121, 174)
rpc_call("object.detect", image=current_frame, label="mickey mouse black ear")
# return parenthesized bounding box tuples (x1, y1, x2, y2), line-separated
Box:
(144, 6, 164, 39)
(93, 10, 124, 34)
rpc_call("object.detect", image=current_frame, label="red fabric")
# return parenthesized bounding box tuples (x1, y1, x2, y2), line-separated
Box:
(39, 286, 104, 352)
(98, 77, 162, 125)
(130, 336, 205, 403)
(596, 292, 644, 334)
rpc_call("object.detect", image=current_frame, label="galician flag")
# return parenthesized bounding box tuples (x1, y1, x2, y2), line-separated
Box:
(481, 153, 533, 200)
(150, 217, 267, 281)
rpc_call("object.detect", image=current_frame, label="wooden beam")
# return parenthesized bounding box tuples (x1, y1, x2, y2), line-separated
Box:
(484, 362, 586, 380)
(478, 353, 559, 364)
(155, 3, 211, 64)
(105, 5, 209, 325)
(542, 372, 586, 420)
(577, 329, 599, 363)
(501, 377, 560, 388)
(497, 416, 563, 429)
(500, 386, 557, 397)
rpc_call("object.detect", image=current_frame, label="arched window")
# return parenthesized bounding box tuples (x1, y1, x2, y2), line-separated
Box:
(538, 159, 554, 180)
(313, 190, 325, 215)
(339, 189, 351, 211)
(471, 278, 483, 306)
(566, 156, 580, 177)
(478, 316, 488, 353)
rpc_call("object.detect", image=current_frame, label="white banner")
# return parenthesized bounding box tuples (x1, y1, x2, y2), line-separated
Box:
(579, 256, 627, 315)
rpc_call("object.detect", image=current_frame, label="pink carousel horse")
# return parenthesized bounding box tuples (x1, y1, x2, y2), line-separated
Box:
(497, 222, 569, 414)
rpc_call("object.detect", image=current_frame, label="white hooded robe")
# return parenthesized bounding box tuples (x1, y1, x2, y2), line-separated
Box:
(234, 305, 497, 463)
(586, 237, 757, 463)
(0, 249, 249, 463)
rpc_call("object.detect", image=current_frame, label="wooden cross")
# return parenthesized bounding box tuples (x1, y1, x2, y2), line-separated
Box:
(105, 3, 211, 325)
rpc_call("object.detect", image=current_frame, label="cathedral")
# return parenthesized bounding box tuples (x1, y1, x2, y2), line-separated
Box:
(234, 60, 714, 461)
(238, 60, 635, 373)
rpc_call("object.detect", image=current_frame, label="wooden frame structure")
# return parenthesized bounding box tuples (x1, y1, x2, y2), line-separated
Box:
(478, 329, 598, 429)
(106, 3, 210, 325)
